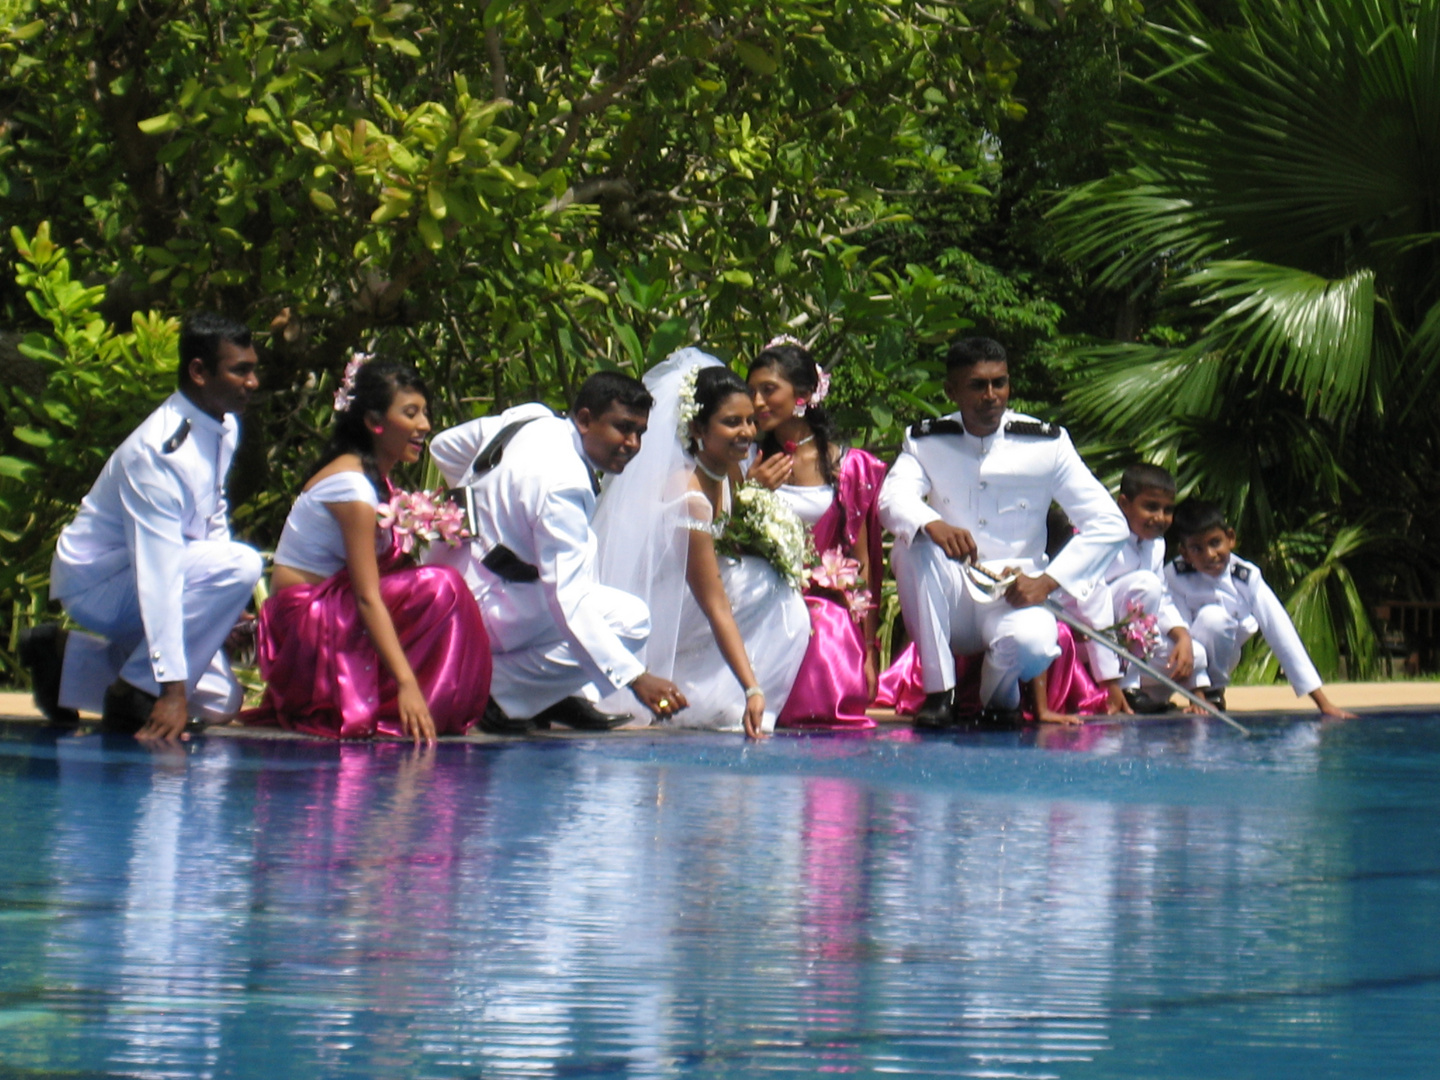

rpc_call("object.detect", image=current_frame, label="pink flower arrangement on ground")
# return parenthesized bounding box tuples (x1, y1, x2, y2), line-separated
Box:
(377, 489, 470, 554)
(1115, 598, 1161, 659)
(808, 547, 874, 623)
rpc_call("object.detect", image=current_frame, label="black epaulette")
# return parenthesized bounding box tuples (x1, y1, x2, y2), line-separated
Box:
(1232, 563, 1251, 583)
(1004, 419, 1062, 439)
(910, 418, 965, 438)
(161, 418, 191, 454)
(1172, 557, 1197, 576)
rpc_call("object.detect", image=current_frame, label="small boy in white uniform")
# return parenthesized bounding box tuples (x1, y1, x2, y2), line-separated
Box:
(1165, 500, 1355, 718)
(1103, 464, 1207, 712)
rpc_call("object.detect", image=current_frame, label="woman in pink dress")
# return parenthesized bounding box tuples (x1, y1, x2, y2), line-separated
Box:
(248, 358, 491, 741)
(746, 339, 886, 729)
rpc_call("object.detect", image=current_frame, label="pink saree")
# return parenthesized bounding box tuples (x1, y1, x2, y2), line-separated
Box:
(875, 621, 1109, 719)
(777, 449, 888, 730)
(246, 535, 491, 739)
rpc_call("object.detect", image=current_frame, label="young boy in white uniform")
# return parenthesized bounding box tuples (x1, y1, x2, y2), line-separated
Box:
(1165, 500, 1355, 718)
(1102, 464, 1207, 712)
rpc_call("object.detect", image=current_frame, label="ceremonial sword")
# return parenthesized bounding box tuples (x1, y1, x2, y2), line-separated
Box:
(964, 563, 1252, 737)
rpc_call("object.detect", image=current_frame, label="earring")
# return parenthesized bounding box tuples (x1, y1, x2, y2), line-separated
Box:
(794, 398, 808, 417)
(372, 425, 384, 434)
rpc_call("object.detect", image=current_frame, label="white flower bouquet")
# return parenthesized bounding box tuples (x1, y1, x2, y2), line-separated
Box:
(714, 481, 814, 590)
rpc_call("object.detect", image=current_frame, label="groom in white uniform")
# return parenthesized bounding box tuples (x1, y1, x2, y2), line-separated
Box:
(879, 337, 1127, 727)
(21, 311, 264, 740)
(428, 372, 686, 733)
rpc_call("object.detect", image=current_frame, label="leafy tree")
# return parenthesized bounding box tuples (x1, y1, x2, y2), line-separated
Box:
(1050, 0, 1440, 678)
(0, 0, 1140, 678)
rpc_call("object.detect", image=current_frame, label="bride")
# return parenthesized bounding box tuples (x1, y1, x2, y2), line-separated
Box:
(594, 348, 809, 737)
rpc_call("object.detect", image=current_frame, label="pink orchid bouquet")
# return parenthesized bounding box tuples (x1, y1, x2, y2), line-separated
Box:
(377, 488, 471, 555)
(1114, 598, 1161, 660)
(808, 546, 875, 623)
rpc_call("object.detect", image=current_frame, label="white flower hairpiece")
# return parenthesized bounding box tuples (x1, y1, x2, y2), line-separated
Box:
(811, 368, 831, 406)
(333, 351, 371, 413)
(676, 364, 702, 442)
(764, 333, 806, 350)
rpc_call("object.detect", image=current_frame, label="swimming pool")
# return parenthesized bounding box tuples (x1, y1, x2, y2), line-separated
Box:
(0, 715, 1436, 1078)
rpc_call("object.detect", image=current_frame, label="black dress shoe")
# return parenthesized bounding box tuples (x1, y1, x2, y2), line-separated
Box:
(1200, 687, 1227, 710)
(477, 698, 535, 735)
(535, 696, 630, 731)
(913, 689, 956, 729)
(101, 680, 158, 735)
(1124, 687, 1175, 714)
(17, 623, 79, 727)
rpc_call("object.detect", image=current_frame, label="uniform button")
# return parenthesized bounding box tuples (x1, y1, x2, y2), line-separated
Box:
(978, 481, 987, 490)
(156, 667, 164, 676)
(151, 650, 161, 660)
(978, 518, 987, 526)
(1019, 499, 1028, 509)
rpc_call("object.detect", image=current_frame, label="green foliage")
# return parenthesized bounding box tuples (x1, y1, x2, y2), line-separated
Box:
(1050, 0, 1440, 675)
(0, 223, 176, 677)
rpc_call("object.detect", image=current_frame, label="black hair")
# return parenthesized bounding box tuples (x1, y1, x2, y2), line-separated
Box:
(1171, 499, 1230, 543)
(1119, 463, 1177, 500)
(572, 371, 654, 417)
(748, 342, 840, 487)
(944, 336, 1006, 373)
(308, 359, 429, 499)
(177, 310, 253, 389)
(688, 365, 750, 454)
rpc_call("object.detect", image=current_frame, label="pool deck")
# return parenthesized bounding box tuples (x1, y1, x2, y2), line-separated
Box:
(2, 681, 1438, 741)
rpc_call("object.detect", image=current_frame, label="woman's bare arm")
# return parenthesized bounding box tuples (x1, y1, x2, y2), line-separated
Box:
(684, 525, 767, 738)
(329, 498, 436, 744)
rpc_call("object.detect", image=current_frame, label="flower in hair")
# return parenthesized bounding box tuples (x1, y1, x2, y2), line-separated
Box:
(676, 364, 702, 441)
(332, 351, 371, 413)
(812, 368, 831, 406)
(764, 333, 805, 351)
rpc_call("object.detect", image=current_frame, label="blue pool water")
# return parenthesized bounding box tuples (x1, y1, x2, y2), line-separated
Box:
(0, 715, 1437, 1078)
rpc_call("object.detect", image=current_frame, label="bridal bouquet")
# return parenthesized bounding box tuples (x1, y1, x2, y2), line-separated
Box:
(377, 489, 471, 554)
(715, 481, 814, 590)
(809, 547, 875, 623)
(1113, 598, 1161, 659)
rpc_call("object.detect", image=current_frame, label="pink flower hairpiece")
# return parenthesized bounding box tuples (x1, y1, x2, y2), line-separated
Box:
(332, 351, 372, 413)
(764, 333, 805, 350)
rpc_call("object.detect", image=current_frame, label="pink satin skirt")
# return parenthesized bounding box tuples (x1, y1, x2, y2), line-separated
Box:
(247, 563, 491, 739)
(777, 593, 876, 729)
(876, 622, 1109, 718)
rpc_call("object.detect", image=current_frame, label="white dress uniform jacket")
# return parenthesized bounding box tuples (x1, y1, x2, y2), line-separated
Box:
(879, 409, 1127, 707)
(1165, 552, 1320, 697)
(50, 392, 263, 716)
(1093, 533, 1206, 688)
(428, 405, 649, 718)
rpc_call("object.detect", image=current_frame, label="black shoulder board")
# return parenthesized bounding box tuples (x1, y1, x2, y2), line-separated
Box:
(909, 418, 965, 438)
(1004, 420, 1062, 439)
(470, 415, 543, 477)
(161, 418, 191, 454)
(1232, 563, 1251, 583)
(1173, 557, 1197, 576)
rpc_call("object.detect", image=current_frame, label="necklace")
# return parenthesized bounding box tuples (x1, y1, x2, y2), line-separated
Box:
(783, 434, 815, 453)
(695, 457, 728, 482)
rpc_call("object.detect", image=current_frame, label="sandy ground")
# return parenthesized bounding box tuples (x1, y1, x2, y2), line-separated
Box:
(2, 682, 1439, 740)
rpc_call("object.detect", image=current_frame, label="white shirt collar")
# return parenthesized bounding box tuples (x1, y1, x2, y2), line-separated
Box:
(172, 390, 231, 438)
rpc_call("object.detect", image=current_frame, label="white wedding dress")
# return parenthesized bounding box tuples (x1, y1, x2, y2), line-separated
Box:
(593, 349, 809, 732)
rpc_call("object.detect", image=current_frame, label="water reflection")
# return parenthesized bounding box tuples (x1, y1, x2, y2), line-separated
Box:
(0, 716, 1436, 1078)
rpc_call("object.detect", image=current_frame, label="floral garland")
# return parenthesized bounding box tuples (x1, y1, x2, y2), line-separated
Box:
(676, 363, 702, 441)
(809, 547, 875, 623)
(713, 480, 814, 590)
(377, 488, 471, 555)
(332, 351, 371, 413)
(1113, 598, 1161, 659)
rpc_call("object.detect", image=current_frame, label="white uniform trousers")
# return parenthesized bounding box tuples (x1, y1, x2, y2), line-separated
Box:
(1186, 603, 1255, 691)
(57, 540, 263, 718)
(892, 537, 1060, 710)
(1109, 570, 1209, 691)
(486, 583, 651, 719)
